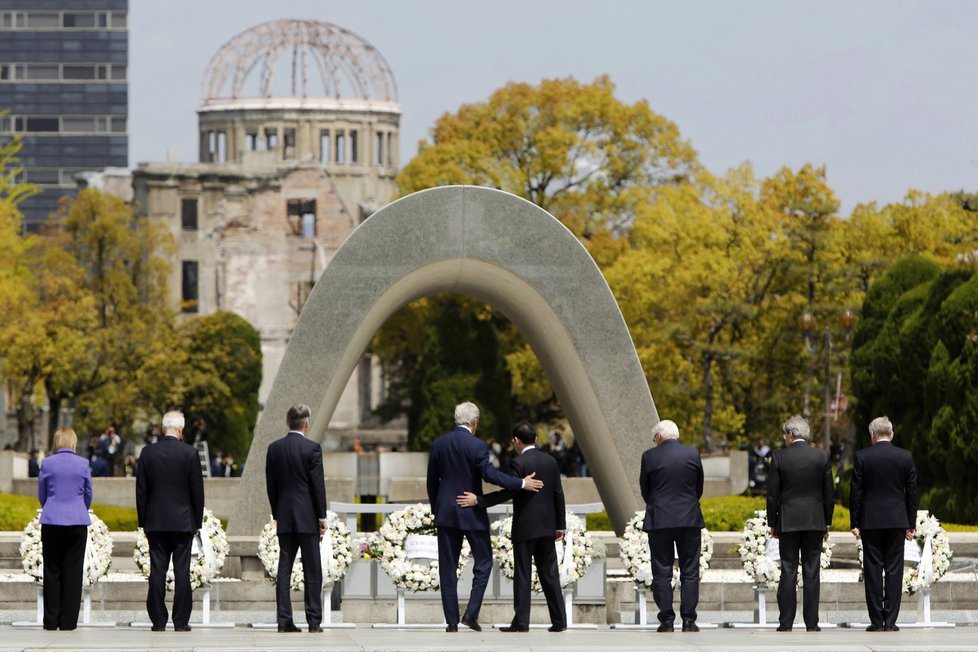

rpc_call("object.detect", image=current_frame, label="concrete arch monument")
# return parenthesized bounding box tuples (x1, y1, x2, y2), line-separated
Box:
(229, 186, 658, 536)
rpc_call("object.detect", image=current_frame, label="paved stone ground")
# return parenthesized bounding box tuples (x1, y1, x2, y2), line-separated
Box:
(1, 624, 977, 651)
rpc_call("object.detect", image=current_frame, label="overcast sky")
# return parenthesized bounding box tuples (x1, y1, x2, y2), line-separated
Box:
(130, 0, 978, 215)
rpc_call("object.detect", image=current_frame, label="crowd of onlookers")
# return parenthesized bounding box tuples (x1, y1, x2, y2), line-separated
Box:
(748, 434, 849, 496)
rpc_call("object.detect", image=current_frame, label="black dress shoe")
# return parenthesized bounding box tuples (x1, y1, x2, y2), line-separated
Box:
(308, 625, 323, 633)
(776, 625, 791, 631)
(682, 621, 699, 632)
(499, 625, 529, 632)
(278, 623, 301, 633)
(446, 624, 458, 632)
(657, 622, 674, 632)
(174, 626, 191, 632)
(548, 625, 566, 632)
(884, 625, 900, 632)
(461, 616, 482, 632)
(150, 625, 165, 632)
(866, 624, 883, 631)
(807, 626, 821, 632)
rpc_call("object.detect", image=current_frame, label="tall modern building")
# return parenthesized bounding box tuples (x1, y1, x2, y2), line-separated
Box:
(0, 0, 128, 231)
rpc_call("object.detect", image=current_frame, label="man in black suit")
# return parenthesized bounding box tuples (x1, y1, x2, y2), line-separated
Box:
(135, 411, 205, 632)
(850, 416, 918, 632)
(639, 419, 704, 633)
(456, 421, 567, 632)
(766, 415, 834, 632)
(426, 401, 543, 633)
(265, 404, 328, 633)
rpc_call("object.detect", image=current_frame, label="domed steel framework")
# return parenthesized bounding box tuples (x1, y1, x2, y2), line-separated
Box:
(202, 19, 397, 103)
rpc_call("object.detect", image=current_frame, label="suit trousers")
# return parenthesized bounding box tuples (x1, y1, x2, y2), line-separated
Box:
(648, 527, 701, 625)
(512, 536, 566, 629)
(777, 530, 824, 628)
(437, 526, 492, 625)
(276, 532, 323, 628)
(146, 531, 194, 628)
(41, 524, 87, 630)
(861, 528, 905, 628)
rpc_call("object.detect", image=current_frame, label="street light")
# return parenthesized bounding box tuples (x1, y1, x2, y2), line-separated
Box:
(800, 308, 856, 450)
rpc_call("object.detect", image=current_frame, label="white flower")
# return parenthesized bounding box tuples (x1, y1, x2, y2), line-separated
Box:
(375, 504, 468, 593)
(256, 512, 353, 590)
(133, 507, 227, 590)
(618, 511, 712, 590)
(21, 513, 113, 587)
(491, 511, 594, 591)
(738, 512, 832, 590)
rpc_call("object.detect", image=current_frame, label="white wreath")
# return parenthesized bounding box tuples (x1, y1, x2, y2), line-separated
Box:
(133, 507, 228, 589)
(490, 512, 593, 591)
(257, 512, 353, 590)
(377, 503, 469, 593)
(20, 511, 113, 587)
(855, 511, 953, 595)
(739, 511, 832, 590)
(619, 511, 712, 590)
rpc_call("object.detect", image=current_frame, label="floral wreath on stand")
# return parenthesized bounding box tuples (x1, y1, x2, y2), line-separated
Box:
(491, 511, 594, 591)
(376, 503, 469, 592)
(21, 511, 113, 587)
(739, 511, 832, 590)
(856, 511, 953, 595)
(619, 511, 712, 590)
(134, 507, 228, 590)
(257, 511, 354, 591)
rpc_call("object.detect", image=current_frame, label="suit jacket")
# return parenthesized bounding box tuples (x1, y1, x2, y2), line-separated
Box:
(479, 447, 566, 541)
(266, 431, 328, 534)
(135, 436, 205, 533)
(38, 448, 93, 526)
(427, 426, 523, 531)
(850, 440, 918, 530)
(640, 438, 705, 531)
(766, 440, 834, 533)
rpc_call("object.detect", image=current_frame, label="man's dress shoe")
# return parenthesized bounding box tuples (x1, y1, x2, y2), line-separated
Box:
(445, 624, 458, 632)
(461, 616, 481, 632)
(682, 621, 699, 632)
(499, 625, 529, 632)
(174, 626, 191, 632)
(278, 623, 301, 633)
(548, 625, 566, 632)
(866, 624, 883, 632)
(308, 625, 323, 633)
(657, 622, 674, 632)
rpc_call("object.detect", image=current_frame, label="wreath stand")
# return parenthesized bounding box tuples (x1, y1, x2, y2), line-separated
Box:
(725, 586, 780, 628)
(251, 580, 355, 629)
(611, 586, 717, 630)
(13, 585, 115, 628)
(370, 587, 448, 629)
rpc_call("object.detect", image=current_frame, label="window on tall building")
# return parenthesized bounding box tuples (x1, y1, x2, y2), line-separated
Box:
(287, 200, 316, 237)
(63, 13, 96, 28)
(283, 128, 296, 159)
(350, 131, 358, 164)
(245, 132, 258, 151)
(63, 65, 97, 80)
(181, 261, 199, 313)
(25, 117, 59, 132)
(181, 198, 198, 230)
(387, 132, 394, 166)
(319, 130, 330, 163)
(376, 132, 384, 165)
(335, 132, 345, 164)
(264, 128, 278, 150)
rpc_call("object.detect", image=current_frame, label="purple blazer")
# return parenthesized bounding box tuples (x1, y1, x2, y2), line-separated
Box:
(38, 448, 92, 526)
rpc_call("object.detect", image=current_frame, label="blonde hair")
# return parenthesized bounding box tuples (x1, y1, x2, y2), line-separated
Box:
(52, 427, 78, 452)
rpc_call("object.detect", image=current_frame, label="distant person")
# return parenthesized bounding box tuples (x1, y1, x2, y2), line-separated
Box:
(640, 419, 705, 633)
(456, 421, 567, 632)
(850, 416, 918, 632)
(135, 411, 204, 632)
(266, 404, 327, 633)
(426, 401, 543, 633)
(766, 415, 834, 632)
(89, 452, 109, 478)
(222, 453, 238, 477)
(37, 427, 92, 631)
(123, 454, 138, 478)
(210, 454, 223, 478)
(28, 449, 41, 478)
(97, 426, 120, 476)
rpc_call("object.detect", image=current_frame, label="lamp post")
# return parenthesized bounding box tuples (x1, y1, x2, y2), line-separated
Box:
(800, 309, 856, 450)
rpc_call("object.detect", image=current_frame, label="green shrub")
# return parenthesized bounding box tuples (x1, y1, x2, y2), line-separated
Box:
(0, 492, 138, 531)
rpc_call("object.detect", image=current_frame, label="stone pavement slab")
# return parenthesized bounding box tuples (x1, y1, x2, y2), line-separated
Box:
(1, 625, 977, 651)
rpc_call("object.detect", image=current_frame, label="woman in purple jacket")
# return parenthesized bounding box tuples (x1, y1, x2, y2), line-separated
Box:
(38, 427, 93, 630)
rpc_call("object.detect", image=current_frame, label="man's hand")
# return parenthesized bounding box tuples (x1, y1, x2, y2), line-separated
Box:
(851, 527, 861, 540)
(555, 530, 565, 542)
(770, 527, 778, 539)
(906, 528, 916, 541)
(523, 471, 543, 492)
(319, 520, 327, 535)
(456, 491, 478, 508)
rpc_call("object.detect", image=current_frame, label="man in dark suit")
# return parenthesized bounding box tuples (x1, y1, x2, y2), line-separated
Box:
(850, 416, 918, 632)
(426, 401, 543, 633)
(265, 404, 328, 633)
(456, 421, 567, 632)
(639, 419, 704, 633)
(135, 411, 205, 632)
(766, 415, 834, 632)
